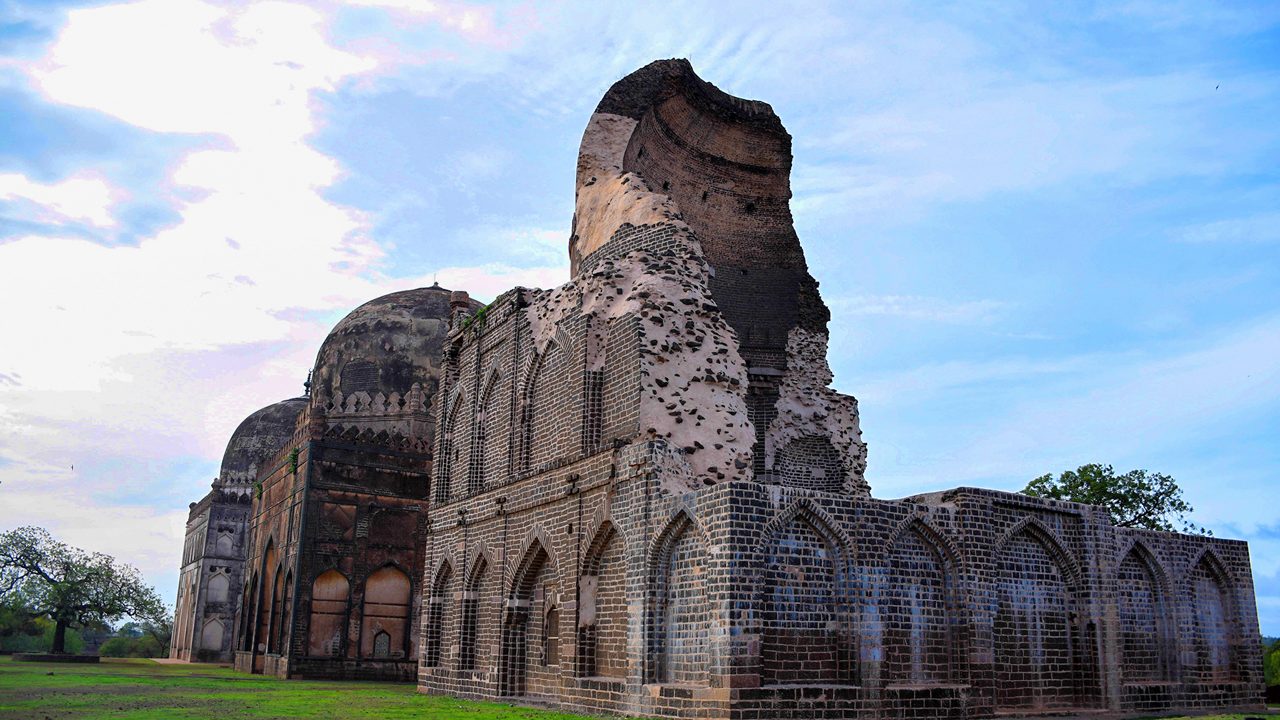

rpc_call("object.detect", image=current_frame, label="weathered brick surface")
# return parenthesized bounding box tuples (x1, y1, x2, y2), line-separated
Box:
(414, 59, 1264, 720)
(180, 58, 1263, 717)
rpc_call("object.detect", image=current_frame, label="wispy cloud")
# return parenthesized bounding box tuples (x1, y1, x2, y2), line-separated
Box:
(831, 294, 1007, 324)
(1174, 211, 1280, 244)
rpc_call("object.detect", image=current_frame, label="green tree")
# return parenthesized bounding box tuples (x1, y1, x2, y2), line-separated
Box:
(1023, 464, 1209, 535)
(1264, 638, 1280, 687)
(0, 526, 165, 654)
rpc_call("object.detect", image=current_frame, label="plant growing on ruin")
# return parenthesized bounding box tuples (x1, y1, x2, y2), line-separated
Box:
(288, 447, 300, 475)
(1023, 464, 1209, 535)
(0, 526, 165, 654)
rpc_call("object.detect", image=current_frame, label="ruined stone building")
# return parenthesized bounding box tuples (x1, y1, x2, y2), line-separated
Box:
(415, 60, 1264, 719)
(170, 398, 305, 662)
(172, 58, 1263, 717)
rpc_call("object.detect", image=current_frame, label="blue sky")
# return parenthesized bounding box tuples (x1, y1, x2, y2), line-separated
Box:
(0, 0, 1277, 634)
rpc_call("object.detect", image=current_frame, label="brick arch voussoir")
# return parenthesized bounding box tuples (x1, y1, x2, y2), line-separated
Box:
(882, 513, 963, 574)
(646, 505, 709, 580)
(1188, 546, 1233, 590)
(754, 498, 854, 574)
(582, 517, 621, 576)
(1117, 537, 1173, 597)
(994, 516, 1083, 589)
(428, 552, 459, 595)
(508, 525, 559, 601)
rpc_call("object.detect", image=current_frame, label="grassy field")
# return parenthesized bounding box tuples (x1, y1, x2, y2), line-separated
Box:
(0, 656, 594, 720)
(0, 656, 1271, 720)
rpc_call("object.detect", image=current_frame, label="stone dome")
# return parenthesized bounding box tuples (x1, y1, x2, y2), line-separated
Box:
(310, 285, 474, 407)
(219, 397, 307, 485)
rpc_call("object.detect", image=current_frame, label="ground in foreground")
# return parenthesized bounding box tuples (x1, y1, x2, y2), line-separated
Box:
(0, 656, 592, 720)
(0, 656, 1270, 720)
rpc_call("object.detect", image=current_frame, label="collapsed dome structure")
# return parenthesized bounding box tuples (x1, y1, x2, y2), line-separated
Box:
(416, 59, 1264, 720)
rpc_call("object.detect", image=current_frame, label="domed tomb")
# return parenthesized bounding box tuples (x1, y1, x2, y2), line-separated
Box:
(311, 285, 478, 448)
(218, 397, 307, 489)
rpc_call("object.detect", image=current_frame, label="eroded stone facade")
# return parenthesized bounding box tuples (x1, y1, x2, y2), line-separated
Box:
(414, 59, 1264, 719)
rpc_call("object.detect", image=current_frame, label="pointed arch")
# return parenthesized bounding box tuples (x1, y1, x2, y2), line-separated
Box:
(307, 568, 349, 657)
(994, 516, 1082, 586)
(1116, 540, 1172, 682)
(361, 564, 412, 660)
(578, 518, 627, 678)
(881, 515, 960, 685)
(459, 551, 493, 671)
(208, 571, 230, 603)
(646, 507, 712, 685)
(470, 367, 503, 493)
(201, 618, 225, 651)
(423, 556, 457, 668)
(754, 499, 854, 570)
(521, 339, 568, 472)
(509, 525, 560, 593)
(1189, 547, 1236, 682)
(992, 519, 1085, 712)
(437, 387, 469, 503)
(755, 501, 855, 685)
(499, 532, 559, 696)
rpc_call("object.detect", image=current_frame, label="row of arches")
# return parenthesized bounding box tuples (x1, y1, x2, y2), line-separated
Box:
(237, 539, 415, 662)
(422, 508, 1242, 708)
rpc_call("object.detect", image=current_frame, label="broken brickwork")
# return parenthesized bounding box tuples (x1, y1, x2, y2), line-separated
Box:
(415, 59, 1264, 719)
(173, 57, 1264, 713)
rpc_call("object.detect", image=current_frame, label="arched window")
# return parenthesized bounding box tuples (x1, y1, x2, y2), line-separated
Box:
(424, 561, 455, 668)
(577, 524, 626, 678)
(372, 631, 391, 658)
(524, 343, 565, 471)
(307, 570, 349, 657)
(361, 566, 411, 659)
(499, 539, 555, 696)
(458, 556, 490, 671)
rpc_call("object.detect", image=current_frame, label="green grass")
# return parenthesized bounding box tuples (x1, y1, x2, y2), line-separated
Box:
(0, 656, 599, 720)
(0, 657, 1272, 720)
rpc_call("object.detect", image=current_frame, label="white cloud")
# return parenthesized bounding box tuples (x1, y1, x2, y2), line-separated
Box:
(0, 172, 117, 227)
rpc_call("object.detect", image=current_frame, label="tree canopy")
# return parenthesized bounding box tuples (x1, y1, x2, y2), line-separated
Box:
(1023, 463, 1208, 535)
(0, 526, 165, 654)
